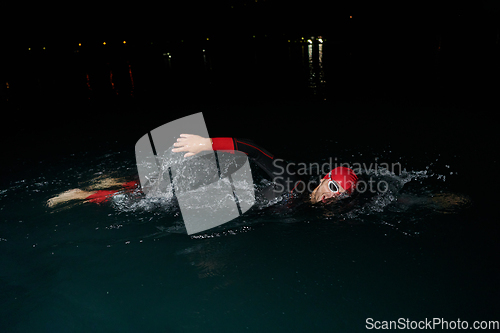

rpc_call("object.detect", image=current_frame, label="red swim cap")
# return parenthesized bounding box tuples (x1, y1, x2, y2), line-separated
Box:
(323, 167, 358, 194)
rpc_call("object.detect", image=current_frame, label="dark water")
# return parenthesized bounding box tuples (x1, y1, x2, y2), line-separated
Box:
(1, 29, 499, 332)
(1, 138, 498, 332)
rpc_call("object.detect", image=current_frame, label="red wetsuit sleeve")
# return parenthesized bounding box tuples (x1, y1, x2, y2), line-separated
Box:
(85, 180, 139, 204)
(211, 137, 235, 153)
(86, 180, 140, 204)
(122, 180, 139, 190)
(212, 137, 302, 195)
(86, 190, 117, 204)
(211, 138, 274, 159)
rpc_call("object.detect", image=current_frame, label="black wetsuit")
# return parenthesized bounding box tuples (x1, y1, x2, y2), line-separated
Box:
(212, 137, 307, 202)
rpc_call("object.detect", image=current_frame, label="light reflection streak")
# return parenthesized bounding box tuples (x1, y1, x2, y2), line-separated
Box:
(85, 73, 91, 91)
(109, 69, 116, 94)
(318, 43, 325, 87)
(307, 36, 326, 99)
(13, 35, 330, 103)
(128, 61, 135, 97)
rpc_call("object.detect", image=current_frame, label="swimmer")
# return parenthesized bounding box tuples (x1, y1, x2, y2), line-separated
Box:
(47, 134, 358, 207)
(47, 134, 469, 213)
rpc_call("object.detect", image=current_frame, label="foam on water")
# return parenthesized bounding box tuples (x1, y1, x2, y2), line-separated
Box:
(112, 147, 256, 213)
(345, 168, 431, 216)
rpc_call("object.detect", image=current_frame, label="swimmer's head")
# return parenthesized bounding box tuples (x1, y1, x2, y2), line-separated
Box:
(310, 167, 358, 204)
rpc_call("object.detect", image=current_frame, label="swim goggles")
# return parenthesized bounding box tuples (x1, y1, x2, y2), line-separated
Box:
(328, 180, 340, 193)
(325, 170, 340, 193)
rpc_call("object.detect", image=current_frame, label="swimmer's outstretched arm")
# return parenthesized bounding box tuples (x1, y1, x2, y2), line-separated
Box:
(173, 134, 302, 195)
(172, 134, 275, 161)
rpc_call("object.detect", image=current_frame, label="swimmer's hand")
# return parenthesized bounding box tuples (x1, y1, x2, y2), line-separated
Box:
(172, 134, 212, 158)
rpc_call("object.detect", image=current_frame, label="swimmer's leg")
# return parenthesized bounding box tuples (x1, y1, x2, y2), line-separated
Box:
(394, 193, 470, 213)
(430, 193, 471, 213)
(47, 189, 97, 208)
(87, 177, 128, 190)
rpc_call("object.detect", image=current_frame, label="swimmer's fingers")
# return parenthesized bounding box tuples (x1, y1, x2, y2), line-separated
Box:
(172, 142, 185, 148)
(174, 134, 194, 145)
(171, 149, 201, 158)
(171, 145, 196, 157)
(173, 134, 194, 148)
(172, 142, 190, 152)
(172, 137, 189, 152)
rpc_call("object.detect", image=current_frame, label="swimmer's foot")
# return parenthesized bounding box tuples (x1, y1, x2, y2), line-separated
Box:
(430, 193, 471, 214)
(47, 189, 96, 208)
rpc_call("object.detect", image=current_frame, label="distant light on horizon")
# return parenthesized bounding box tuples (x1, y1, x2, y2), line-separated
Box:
(350, 15, 352, 18)
(123, 40, 127, 44)
(103, 42, 106, 45)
